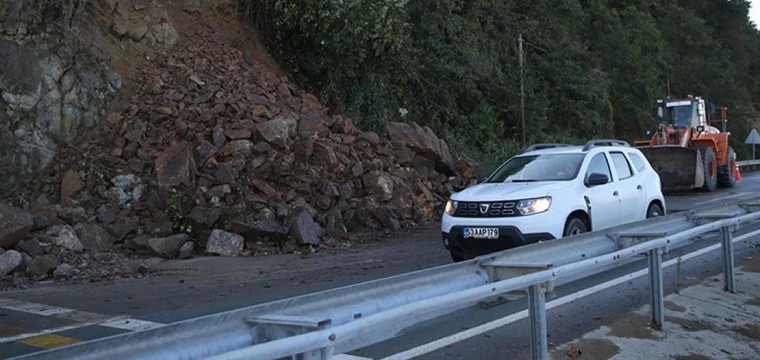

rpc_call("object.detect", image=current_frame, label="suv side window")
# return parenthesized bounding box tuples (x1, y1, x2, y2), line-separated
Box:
(585, 153, 612, 184)
(628, 152, 647, 173)
(610, 152, 633, 179)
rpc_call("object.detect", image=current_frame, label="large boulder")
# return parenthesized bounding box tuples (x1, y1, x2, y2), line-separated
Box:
(387, 122, 456, 175)
(155, 142, 196, 190)
(0, 204, 34, 249)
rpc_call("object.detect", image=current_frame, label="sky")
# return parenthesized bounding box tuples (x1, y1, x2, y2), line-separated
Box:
(752, 0, 760, 28)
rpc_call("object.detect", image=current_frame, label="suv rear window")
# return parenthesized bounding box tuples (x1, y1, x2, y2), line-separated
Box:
(628, 152, 647, 173)
(610, 152, 633, 179)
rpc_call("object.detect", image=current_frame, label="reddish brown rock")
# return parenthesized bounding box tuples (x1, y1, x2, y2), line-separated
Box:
(455, 153, 487, 180)
(387, 121, 456, 175)
(155, 142, 195, 190)
(61, 170, 85, 200)
(224, 128, 252, 140)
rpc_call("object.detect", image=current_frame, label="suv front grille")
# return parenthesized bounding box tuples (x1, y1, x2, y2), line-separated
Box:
(453, 201, 520, 218)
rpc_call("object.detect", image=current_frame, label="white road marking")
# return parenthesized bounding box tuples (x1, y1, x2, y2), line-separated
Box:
(0, 298, 165, 343)
(0, 317, 129, 343)
(100, 318, 164, 332)
(332, 355, 374, 360)
(0, 299, 75, 317)
(381, 228, 760, 360)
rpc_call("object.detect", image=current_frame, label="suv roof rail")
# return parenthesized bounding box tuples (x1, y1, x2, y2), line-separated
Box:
(582, 139, 630, 151)
(519, 143, 573, 154)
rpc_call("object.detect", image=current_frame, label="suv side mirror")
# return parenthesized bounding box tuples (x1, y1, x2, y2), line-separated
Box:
(586, 173, 609, 186)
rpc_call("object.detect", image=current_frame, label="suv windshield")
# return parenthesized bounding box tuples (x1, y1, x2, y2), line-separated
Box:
(485, 153, 585, 183)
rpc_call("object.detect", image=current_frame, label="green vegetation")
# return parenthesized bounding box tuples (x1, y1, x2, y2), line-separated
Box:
(164, 189, 198, 236)
(246, 0, 760, 169)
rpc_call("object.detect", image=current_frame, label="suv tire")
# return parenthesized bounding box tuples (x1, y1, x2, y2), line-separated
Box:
(646, 203, 663, 218)
(563, 216, 588, 237)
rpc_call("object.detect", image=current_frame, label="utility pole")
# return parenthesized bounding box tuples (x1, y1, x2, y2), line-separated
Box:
(519, 33, 526, 145)
(667, 79, 671, 97)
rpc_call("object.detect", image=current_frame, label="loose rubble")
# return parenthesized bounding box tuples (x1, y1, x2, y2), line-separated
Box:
(0, 0, 484, 287)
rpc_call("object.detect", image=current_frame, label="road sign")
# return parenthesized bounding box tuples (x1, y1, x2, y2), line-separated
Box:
(745, 128, 760, 144)
(746, 128, 760, 160)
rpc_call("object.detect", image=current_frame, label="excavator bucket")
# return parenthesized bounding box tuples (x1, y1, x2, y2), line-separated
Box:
(638, 146, 704, 192)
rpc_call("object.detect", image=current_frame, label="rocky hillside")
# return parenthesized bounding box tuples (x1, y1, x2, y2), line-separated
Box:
(0, 0, 485, 286)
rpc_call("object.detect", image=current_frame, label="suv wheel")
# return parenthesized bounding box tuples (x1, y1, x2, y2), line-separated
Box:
(646, 203, 663, 218)
(563, 217, 588, 237)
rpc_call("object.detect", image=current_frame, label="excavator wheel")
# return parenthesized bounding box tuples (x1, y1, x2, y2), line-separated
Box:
(717, 146, 737, 188)
(697, 146, 718, 192)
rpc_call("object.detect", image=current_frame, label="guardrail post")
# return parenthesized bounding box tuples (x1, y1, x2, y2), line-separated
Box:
(647, 248, 664, 330)
(720, 226, 736, 293)
(528, 284, 548, 360)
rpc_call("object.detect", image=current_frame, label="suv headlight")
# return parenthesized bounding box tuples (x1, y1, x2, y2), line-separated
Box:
(517, 197, 551, 215)
(445, 199, 458, 215)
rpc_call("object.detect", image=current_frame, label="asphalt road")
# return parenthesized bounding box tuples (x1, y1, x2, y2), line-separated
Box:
(1, 172, 760, 359)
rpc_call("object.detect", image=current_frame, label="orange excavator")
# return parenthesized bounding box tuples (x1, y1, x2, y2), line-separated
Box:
(634, 95, 737, 192)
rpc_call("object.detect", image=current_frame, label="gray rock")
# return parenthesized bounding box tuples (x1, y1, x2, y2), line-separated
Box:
(256, 118, 293, 149)
(26, 255, 59, 277)
(230, 217, 288, 239)
(0, 203, 34, 249)
(153, 22, 179, 47)
(46, 225, 84, 251)
(17, 239, 44, 256)
(74, 224, 116, 251)
(179, 242, 194, 259)
(289, 210, 321, 246)
(54, 263, 74, 279)
(111, 174, 138, 189)
(129, 25, 148, 42)
(205, 230, 244, 257)
(148, 234, 188, 257)
(57, 207, 88, 225)
(0, 250, 23, 276)
(188, 207, 220, 227)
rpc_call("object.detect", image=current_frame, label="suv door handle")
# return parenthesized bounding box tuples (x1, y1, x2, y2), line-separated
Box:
(637, 185, 642, 190)
(613, 191, 619, 196)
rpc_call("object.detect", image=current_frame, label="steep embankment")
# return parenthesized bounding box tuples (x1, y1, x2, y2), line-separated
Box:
(0, 0, 484, 287)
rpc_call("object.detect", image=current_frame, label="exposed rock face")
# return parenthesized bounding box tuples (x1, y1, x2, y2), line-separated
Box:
(0, 3, 122, 198)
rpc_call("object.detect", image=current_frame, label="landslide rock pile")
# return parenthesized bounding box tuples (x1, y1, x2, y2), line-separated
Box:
(0, 6, 486, 284)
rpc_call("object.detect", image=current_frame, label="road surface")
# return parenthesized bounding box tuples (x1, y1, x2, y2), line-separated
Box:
(2, 172, 760, 359)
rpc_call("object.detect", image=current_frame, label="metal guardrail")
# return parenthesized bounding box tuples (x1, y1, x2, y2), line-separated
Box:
(13, 197, 760, 360)
(738, 159, 760, 170)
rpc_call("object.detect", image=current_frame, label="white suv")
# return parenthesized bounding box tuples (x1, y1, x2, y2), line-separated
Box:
(442, 140, 666, 262)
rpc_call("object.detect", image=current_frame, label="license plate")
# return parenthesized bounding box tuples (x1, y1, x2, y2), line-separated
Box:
(463, 227, 499, 239)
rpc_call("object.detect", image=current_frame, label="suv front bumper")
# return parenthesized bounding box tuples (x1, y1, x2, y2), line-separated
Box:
(442, 225, 555, 260)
